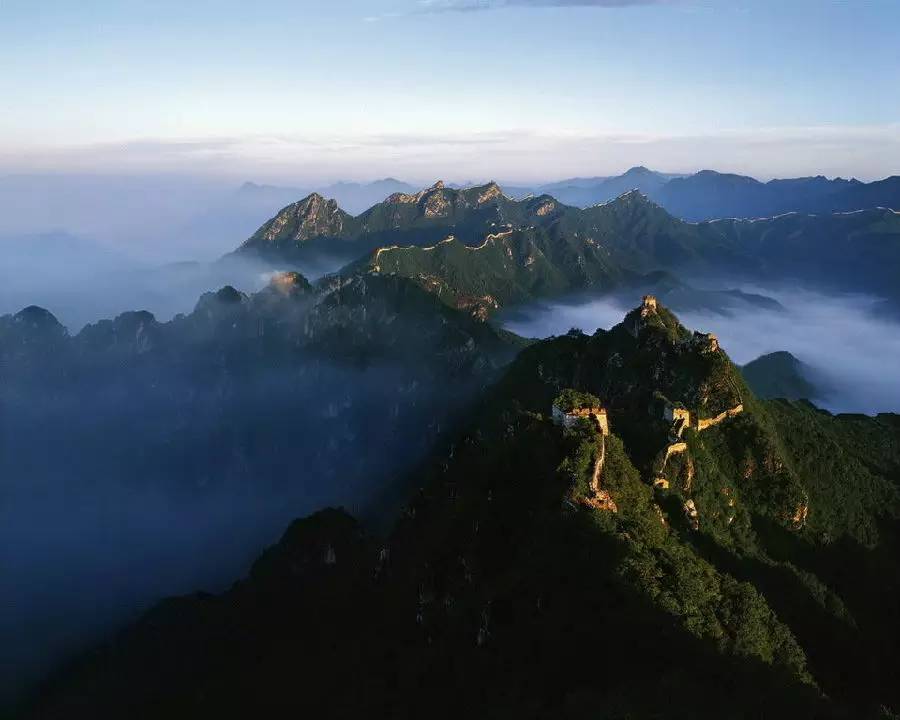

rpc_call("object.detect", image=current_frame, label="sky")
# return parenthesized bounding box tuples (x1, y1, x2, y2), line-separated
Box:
(1, 0, 899, 183)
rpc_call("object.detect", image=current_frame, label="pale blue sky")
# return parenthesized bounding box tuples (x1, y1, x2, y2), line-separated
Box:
(1, 0, 898, 182)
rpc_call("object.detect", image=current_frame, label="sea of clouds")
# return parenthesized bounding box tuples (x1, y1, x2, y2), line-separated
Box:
(502, 285, 900, 415)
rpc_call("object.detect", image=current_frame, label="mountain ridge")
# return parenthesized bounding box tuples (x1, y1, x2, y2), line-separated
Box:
(23, 296, 900, 718)
(232, 179, 900, 318)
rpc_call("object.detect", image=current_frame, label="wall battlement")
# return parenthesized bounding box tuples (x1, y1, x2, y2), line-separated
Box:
(552, 404, 610, 436)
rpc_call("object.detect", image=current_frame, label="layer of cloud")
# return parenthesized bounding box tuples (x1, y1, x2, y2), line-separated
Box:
(502, 285, 900, 415)
(3, 124, 899, 185)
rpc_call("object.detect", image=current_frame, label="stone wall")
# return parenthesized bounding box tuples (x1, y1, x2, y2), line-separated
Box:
(696, 404, 744, 432)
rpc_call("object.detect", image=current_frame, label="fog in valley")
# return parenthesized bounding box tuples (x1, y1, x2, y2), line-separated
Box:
(4, 172, 900, 707)
(0, 174, 370, 331)
(0, 344, 474, 700)
(502, 285, 900, 415)
(0, 252, 480, 701)
(0, 232, 354, 332)
(0, 174, 438, 704)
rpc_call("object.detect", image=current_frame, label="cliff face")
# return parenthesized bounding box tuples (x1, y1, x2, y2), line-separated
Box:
(25, 299, 900, 719)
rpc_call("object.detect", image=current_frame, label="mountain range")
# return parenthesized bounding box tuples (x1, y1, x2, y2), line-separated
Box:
(235, 167, 900, 223)
(234, 180, 900, 316)
(23, 297, 900, 718)
(530, 167, 900, 220)
(6, 168, 900, 718)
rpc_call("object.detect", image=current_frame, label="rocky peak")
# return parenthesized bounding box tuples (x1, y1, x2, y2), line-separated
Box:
(268, 271, 313, 297)
(622, 296, 688, 343)
(474, 181, 503, 205)
(384, 180, 454, 213)
(617, 189, 650, 202)
(420, 181, 452, 217)
(526, 194, 558, 217)
(386, 191, 420, 204)
(257, 192, 347, 244)
(301, 191, 325, 205)
(292, 192, 340, 222)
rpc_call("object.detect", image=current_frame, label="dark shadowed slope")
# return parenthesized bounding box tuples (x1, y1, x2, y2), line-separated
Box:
(741, 351, 821, 401)
(25, 298, 900, 719)
(0, 270, 523, 703)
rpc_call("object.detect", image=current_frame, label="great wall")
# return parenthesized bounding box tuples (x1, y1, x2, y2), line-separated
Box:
(552, 399, 616, 512)
(554, 297, 747, 527)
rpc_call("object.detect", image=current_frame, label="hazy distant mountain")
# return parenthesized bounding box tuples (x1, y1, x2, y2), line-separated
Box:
(320, 178, 418, 213)
(537, 166, 675, 207)
(510, 168, 900, 219)
(178, 179, 420, 257)
(0, 231, 129, 274)
(231, 178, 419, 215)
(540, 175, 611, 190)
(0, 232, 142, 324)
(741, 350, 820, 401)
(0, 174, 234, 261)
(4, 171, 896, 269)
(656, 170, 900, 221)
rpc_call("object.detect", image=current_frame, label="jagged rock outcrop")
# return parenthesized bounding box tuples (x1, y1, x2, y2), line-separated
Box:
(254, 192, 350, 245)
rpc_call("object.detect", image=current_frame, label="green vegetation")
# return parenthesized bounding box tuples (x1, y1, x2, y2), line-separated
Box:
(765, 400, 899, 546)
(553, 388, 602, 413)
(233, 178, 900, 319)
(25, 297, 900, 719)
